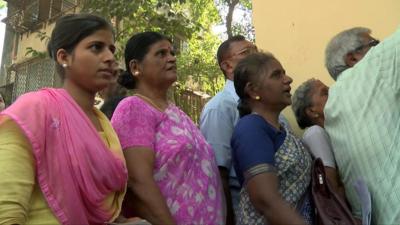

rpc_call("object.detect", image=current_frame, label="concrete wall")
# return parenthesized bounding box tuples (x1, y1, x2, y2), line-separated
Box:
(15, 23, 55, 62)
(252, 0, 400, 134)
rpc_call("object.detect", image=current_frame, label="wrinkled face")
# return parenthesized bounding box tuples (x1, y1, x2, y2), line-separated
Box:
(63, 28, 117, 93)
(309, 80, 329, 120)
(223, 40, 257, 80)
(255, 59, 293, 109)
(136, 40, 177, 88)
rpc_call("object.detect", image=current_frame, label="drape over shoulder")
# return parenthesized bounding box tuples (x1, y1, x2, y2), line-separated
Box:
(0, 88, 127, 224)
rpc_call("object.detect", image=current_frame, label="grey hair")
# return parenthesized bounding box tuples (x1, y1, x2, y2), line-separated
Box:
(292, 78, 317, 129)
(325, 27, 371, 80)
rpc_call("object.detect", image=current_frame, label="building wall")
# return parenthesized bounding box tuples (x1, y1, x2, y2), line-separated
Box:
(1, 2, 81, 69)
(252, 0, 400, 135)
(15, 23, 55, 62)
(0, 25, 14, 86)
(0, 4, 16, 86)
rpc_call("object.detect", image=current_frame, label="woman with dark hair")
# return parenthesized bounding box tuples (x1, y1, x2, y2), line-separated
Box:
(231, 52, 313, 225)
(0, 14, 128, 224)
(111, 31, 225, 225)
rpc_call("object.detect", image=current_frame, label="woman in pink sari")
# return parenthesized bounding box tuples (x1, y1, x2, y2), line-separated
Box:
(112, 32, 225, 225)
(0, 14, 129, 224)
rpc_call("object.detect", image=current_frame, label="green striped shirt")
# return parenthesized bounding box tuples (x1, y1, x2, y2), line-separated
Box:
(325, 27, 400, 224)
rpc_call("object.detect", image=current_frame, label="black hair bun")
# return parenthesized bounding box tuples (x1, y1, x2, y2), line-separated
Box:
(117, 71, 136, 89)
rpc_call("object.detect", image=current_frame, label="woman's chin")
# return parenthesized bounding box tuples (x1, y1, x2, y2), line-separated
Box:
(166, 76, 177, 86)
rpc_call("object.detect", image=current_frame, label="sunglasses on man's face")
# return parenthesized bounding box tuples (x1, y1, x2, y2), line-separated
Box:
(354, 39, 380, 52)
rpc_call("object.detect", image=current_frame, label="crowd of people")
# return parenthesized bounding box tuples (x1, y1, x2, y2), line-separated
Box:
(0, 12, 399, 225)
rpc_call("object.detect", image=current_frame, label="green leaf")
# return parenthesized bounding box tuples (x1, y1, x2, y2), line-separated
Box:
(0, 0, 6, 9)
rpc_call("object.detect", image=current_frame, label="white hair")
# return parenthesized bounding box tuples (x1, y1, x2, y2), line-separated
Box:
(325, 27, 371, 80)
(291, 78, 317, 129)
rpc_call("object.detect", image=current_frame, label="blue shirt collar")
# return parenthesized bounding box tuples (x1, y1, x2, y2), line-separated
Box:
(224, 79, 239, 102)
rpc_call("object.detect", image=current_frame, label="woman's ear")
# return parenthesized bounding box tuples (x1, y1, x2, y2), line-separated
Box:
(245, 82, 259, 100)
(56, 48, 70, 67)
(129, 59, 140, 77)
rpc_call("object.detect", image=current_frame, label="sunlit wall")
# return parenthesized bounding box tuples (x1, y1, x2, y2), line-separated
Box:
(253, 0, 400, 134)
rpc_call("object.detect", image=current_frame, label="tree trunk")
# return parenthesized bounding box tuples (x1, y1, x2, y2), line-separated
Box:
(226, 0, 239, 38)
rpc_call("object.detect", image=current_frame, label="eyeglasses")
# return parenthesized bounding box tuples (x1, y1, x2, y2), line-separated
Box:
(236, 46, 258, 56)
(226, 46, 258, 61)
(354, 39, 380, 52)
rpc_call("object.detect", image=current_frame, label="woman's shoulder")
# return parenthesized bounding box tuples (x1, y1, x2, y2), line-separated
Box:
(237, 113, 264, 126)
(235, 114, 274, 132)
(233, 114, 273, 140)
(115, 96, 155, 113)
(117, 95, 142, 106)
(4, 89, 52, 115)
(112, 96, 165, 125)
(303, 125, 327, 139)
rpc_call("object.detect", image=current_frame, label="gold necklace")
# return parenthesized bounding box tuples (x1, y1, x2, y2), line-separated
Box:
(134, 93, 167, 112)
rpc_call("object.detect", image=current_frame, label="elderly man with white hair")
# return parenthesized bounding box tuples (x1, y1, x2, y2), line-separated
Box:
(324, 26, 400, 224)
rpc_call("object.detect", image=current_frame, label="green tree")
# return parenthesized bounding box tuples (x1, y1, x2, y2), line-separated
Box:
(215, 0, 254, 41)
(0, 0, 6, 9)
(82, 0, 225, 95)
(82, 0, 215, 55)
(177, 32, 224, 95)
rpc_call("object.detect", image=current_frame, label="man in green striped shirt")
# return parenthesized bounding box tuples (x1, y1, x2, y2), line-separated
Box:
(324, 27, 400, 224)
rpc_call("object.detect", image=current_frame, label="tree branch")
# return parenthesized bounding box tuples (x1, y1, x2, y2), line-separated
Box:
(225, 0, 239, 38)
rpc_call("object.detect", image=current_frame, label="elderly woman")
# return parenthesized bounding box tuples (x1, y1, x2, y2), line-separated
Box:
(111, 31, 224, 225)
(292, 78, 345, 198)
(231, 52, 313, 225)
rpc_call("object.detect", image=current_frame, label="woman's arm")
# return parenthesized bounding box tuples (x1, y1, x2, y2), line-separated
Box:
(246, 172, 306, 225)
(325, 167, 346, 201)
(123, 147, 176, 225)
(218, 167, 235, 225)
(302, 126, 346, 199)
(0, 116, 35, 224)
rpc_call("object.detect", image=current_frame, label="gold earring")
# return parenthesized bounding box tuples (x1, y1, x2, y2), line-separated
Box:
(255, 96, 261, 100)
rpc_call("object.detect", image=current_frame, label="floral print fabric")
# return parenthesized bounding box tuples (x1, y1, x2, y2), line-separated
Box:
(237, 126, 313, 225)
(111, 96, 225, 225)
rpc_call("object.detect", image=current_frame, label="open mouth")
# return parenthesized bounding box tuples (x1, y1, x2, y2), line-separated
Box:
(283, 87, 291, 95)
